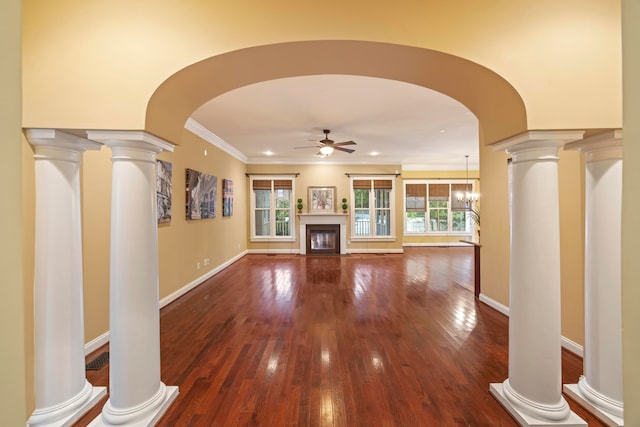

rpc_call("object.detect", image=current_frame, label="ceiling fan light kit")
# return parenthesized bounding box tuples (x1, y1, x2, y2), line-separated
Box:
(295, 129, 357, 157)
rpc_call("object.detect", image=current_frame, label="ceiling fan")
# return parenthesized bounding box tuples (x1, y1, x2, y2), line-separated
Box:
(294, 129, 356, 157)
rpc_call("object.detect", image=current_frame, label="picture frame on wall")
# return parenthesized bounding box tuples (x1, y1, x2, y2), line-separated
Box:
(185, 168, 217, 220)
(308, 186, 336, 213)
(156, 160, 172, 224)
(223, 179, 233, 217)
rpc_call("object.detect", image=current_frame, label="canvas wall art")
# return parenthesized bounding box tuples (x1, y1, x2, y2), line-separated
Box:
(308, 186, 336, 213)
(186, 168, 217, 220)
(156, 160, 172, 223)
(223, 179, 233, 217)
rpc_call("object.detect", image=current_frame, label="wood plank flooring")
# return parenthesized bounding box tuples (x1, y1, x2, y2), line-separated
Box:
(75, 247, 604, 426)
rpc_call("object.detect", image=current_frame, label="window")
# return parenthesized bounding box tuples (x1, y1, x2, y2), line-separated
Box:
(404, 180, 475, 235)
(250, 177, 295, 240)
(351, 178, 395, 239)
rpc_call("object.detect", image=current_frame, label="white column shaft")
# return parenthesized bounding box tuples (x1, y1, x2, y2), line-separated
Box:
(107, 143, 163, 412)
(508, 146, 565, 409)
(490, 131, 587, 426)
(564, 131, 624, 424)
(34, 146, 86, 407)
(27, 129, 105, 426)
(584, 156, 623, 402)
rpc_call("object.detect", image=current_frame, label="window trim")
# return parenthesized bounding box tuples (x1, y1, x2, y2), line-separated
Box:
(249, 175, 296, 242)
(349, 176, 396, 241)
(403, 179, 476, 236)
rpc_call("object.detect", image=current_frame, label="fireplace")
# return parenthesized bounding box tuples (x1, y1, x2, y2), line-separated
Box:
(298, 213, 348, 255)
(306, 224, 340, 255)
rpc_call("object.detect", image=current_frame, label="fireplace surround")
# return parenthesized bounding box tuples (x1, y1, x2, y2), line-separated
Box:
(298, 213, 347, 255)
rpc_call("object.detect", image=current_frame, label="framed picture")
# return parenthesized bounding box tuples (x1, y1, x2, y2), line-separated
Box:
(308, 186, 336, 213)
(185, 168, 217, 220)
(156, 160, 172, 224)
(222, 179, 233, 217)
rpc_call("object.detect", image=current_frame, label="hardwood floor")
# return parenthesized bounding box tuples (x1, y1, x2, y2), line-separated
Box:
(76, 247, 604, 426)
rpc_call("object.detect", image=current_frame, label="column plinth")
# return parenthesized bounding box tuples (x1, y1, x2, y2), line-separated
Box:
(86, 131, 178, 427)
(490, 131, 586, 426)
(564, 130, 624, 426)
(25, 129, 106, 426)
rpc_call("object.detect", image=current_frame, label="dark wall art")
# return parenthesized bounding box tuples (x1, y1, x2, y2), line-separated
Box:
(186, 168, 217, 220)
(223, 179, 233, 217)
(157, 160, 172, 224)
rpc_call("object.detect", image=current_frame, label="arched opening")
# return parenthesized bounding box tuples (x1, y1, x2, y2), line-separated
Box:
(146, 40, 527, 146)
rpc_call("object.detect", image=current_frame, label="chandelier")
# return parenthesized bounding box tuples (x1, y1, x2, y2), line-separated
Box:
(456, 155, 479, 208)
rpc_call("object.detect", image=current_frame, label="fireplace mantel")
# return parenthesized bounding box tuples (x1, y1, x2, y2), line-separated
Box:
(298, 213, 347, 255)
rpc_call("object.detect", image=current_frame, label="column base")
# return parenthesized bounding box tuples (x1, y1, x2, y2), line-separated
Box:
(88, 385, 178, 427)
(564, 383, 623, 427)
(490, 383, 587, 426)
(28, 383, 107, 427)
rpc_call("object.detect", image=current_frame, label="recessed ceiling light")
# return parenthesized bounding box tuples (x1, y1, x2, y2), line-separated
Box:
(439, 129, 446, 133)
(264, 150, 274, 156)
(369, 151, 380, 156)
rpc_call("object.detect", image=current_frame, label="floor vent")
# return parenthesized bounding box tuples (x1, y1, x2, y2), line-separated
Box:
(86, 351, 109, 370)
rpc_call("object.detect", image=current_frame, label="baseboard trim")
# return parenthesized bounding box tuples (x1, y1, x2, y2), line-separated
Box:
(84, 250, 248, 355)
(85, 331, 110, 356)
(403, 242, 471, 247)
(561, 336, 584, 358)
(348, 248, 404, 254)
(159, 250, 248, 309)
(478, 293, 584, 358)
(246, 248, 299, 254)
(479, 293, 510, 316)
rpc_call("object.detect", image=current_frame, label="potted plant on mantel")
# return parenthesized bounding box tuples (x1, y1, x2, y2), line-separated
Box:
(341, 198, 348, 214)
(297, 198, 304, 214)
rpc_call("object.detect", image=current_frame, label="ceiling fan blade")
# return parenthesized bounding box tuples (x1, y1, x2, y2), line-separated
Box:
(334, 146, 355, 154)
(293, 145, 320, 149)
(334, 140, 356, 146)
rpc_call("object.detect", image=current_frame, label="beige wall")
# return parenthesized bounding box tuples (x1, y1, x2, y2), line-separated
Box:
(622, 0, 640, 424)
(478, 139, 511, 307)
(22, 1, 620, 134)
(1, 0, 28, 423)
(156, 130, 247, 298)
(80, 129, 248, 343)
(558, 149, 586, 346)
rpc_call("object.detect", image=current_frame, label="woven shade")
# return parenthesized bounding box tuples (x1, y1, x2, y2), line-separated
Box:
(273, 179, 292, 190)
(374, 179, 392, 189)
(428, 183, 450, 200)
(353, 180, 371, 189)
(252, 180, 271, 190)
(406, 184, 426, 198)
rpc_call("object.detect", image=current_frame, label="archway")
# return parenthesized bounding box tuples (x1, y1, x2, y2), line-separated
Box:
(146, 40, 527, 145)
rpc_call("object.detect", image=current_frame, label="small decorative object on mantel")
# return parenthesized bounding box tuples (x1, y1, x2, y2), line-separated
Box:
(341, 197, 348, 214)
(297, 198, 304, 213)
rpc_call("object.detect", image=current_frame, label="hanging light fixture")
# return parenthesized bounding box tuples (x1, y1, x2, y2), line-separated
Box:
(456, 155, 479, 208)
(319, 145, 334, 156)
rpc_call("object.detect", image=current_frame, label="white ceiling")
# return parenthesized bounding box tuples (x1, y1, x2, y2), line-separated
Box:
(189, 75, 479, 170)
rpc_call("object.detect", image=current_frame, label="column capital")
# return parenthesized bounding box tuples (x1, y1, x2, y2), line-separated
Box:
(86, 130, 175, 153)
(25, 129, 102, 161)
(492, 130, 585, 160)
(565, 129, 622, 162)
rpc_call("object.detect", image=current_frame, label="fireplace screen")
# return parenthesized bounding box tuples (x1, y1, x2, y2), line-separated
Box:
(310, 231, 336, 250)
(306, 224, 340, 255)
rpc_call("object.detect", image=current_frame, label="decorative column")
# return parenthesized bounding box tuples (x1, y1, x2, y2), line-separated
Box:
(564, 130, 624, 426)
(86, 131, 178, 426)
(489, 131, 587, 426)
(25, 129, 107, 426)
